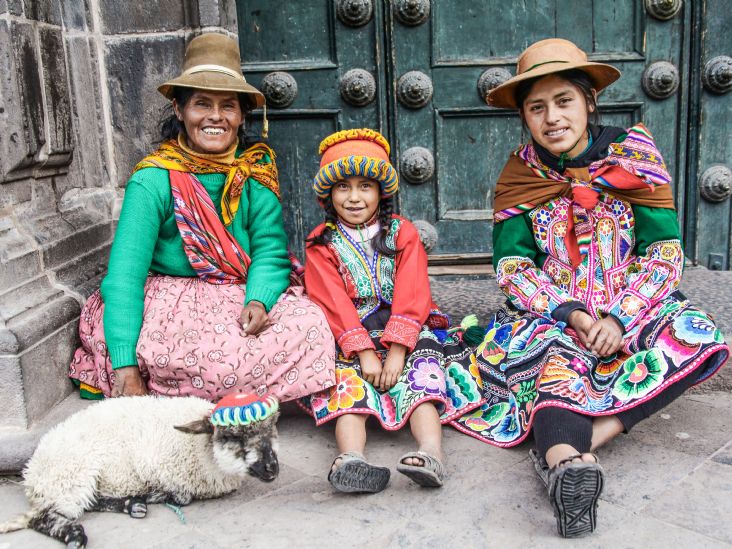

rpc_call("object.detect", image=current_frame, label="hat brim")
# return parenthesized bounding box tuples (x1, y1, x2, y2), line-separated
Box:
(486, 62, 621, 109)
(158, 72, 265, 109)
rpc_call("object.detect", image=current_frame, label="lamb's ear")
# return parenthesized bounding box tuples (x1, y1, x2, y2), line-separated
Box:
(174, 419, 214, 435)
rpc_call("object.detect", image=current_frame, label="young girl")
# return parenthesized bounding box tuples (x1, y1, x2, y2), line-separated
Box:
(303, 129, 483, 493)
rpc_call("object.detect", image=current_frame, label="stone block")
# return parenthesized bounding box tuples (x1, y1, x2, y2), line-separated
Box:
(19, 318, 78, 425)
(104, 35, 186, 187)
(0, 353, 27, 428)
(22, 0, 62, 25)
(37, 26, 73, 176)
(0, 20, 45, 182)
(0, 0, 24, 16)
(0, 275, 62, 322)
(0, 178, 32, 208)
(62, 37, 108, 193)
(42, 221, 111, 270)
(60, 0, 90, 30)
(53, 241, 111, 291)
(197, 0, 238, 32)
(99, 0, 195, 34)
(6, 294, 80, 354)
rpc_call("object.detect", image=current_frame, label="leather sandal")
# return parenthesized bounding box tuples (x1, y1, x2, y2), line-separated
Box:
(328, 451, 390, 493)
(396, 451, 445, 488)
(529, 449, 604, 538)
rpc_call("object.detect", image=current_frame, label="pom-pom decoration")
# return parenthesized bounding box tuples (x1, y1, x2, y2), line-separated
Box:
(209, 393, 279, 427)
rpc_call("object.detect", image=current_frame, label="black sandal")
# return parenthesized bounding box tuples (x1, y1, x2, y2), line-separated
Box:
(529, 449, 604, 538)
(328, 452, 390, 494)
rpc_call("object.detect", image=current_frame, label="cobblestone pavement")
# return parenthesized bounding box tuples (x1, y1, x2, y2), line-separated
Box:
(1, 269, 731, 548)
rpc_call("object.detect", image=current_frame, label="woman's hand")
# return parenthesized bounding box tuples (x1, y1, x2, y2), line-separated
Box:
(586, 316, 624, 357)
(358, 349, 382, 386)
(378, 343, 407, 392)
(111, 366, 148, 397)
(240, 301, 269, 335)
(568, 309, 595, 349)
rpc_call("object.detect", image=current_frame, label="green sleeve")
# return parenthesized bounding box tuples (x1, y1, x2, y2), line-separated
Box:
(100, 169, 169, 368)
(242, 181, 290, 310)
(492, 212, 546, 269)
(632, 205, 682, 255)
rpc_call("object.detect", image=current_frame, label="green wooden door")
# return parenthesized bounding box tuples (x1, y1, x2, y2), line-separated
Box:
(237, 1, 719, 264)
(236, 0, 388, 255)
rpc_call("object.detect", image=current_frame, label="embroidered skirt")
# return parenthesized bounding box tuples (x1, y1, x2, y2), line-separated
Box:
(69, 275, 336, 402)
(303, 308, 484, 430)
(454, 291, 729, 446)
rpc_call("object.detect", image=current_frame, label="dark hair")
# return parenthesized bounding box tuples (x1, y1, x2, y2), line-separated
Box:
(306, 195, 398, 257)
(157, 87, 258, 145)
(515, 68, 601, 126)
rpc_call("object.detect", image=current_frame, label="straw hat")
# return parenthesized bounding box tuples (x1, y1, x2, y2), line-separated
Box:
(158, 33, 265, 109)
(313, 129, 399, 199)
(486, 38, 621, 109)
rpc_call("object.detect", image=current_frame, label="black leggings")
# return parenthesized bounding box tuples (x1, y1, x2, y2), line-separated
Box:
(533, 371, 699, 459)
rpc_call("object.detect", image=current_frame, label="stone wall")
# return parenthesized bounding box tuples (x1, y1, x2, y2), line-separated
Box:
(0, 0, 238, 436)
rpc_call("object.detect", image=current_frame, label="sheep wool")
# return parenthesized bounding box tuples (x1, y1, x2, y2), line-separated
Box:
(210, 393, 279, 427)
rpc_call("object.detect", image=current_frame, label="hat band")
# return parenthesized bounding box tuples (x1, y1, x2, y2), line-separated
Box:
(182, 63, 246, 82)
(523, 60, 570, 73)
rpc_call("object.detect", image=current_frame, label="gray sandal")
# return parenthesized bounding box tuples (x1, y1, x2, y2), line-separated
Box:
(328, 451, 390, 493)
(529, 449, 604, 538)
(396, 451, 445, 488)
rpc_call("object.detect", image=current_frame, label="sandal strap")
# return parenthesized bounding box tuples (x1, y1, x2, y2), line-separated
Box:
(555, 454, 584, 469)
(399, 451, 445, 477)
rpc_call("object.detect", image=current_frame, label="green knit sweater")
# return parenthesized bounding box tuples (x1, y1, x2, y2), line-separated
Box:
(100, 166, 291, 369)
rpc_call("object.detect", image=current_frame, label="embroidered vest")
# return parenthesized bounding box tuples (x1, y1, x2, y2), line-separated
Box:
(330, 217, 401, 320)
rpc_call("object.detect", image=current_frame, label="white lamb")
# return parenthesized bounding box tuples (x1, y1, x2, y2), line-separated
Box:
(0, 393, 280, 548)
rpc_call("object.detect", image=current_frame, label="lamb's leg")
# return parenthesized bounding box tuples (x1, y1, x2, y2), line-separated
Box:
(90, 496, 147, 518)
(146, 491, 193, 506)
(28, 509, 87, 548)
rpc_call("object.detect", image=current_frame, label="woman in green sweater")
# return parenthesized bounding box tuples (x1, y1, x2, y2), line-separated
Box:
(69, 33, 335, 401)
(454, 39, 728, 537)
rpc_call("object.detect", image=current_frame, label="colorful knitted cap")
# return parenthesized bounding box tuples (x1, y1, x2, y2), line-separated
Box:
(313, 128, 399, 199)
(209, 393, 279, 427)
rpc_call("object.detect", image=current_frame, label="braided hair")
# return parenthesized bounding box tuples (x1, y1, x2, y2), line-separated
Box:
(306, 195, 398, 257)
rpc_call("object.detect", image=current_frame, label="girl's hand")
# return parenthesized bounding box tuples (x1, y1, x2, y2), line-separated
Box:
(586, 316, 623, 357)
(378, 343, 407, 391)
(240, 301, 269, 335)
(358, 349, 382, 386)
(111, 366, 148, 397)
(568, 309, 595, 349)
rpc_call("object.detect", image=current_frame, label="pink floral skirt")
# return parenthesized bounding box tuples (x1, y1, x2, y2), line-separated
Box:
(69, 275, 336, 401)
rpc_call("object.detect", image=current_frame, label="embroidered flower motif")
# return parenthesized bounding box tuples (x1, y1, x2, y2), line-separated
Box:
(252, 363, 265, 378)
(222, 374, 238, 388)
(293, 307, 307, 316)
(407, 356, 445, 395)
(273, 351, 287, 365)
(597, 218, 613, 236)
(256, 384, 268, 396)
(79, 371, 88, 381)
(207, 350, 223, 362)
(155, 354, 170, 367)
(533, 294, 550, 313)
(214, 323, 227, 334)
(150, 331, 165, 343)
(671, 310, 720, 346)
(312, 359, 326, 372)
(512, 379, 537, 405)
(285, 368, 299, 384)
(554, 221, 567, 237)
(612, 349, 669, 401)
(99, 369, 108, 382)
(272, 323, 284, 334)
(155, 289, 168, 299)
(184, 353, 197, 367)
(95, 341, 107, 355)
(306, 326, 320, 342)
(191, 375, 204, 389)
(534, 208, 551, 225)
(327, 368, 366, 412)
(620, 295, 643, 316)
(183, 329, 199, 343)
(379, 392, 397, 423)
(490, 403, 521, 443)
(570, 357, 589, 374)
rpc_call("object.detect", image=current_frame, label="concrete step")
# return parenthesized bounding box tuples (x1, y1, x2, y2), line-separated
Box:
(0, 393, 92, 473)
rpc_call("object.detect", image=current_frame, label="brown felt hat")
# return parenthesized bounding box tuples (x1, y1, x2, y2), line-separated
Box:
(486, 38, 621, 109)
(158, 33, 265, 108)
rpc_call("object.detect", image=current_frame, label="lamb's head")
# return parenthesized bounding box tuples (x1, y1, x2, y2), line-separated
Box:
(175, 393, 280, 482)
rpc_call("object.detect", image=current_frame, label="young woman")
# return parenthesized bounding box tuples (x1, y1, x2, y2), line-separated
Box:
(455, 38, 729, 537)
